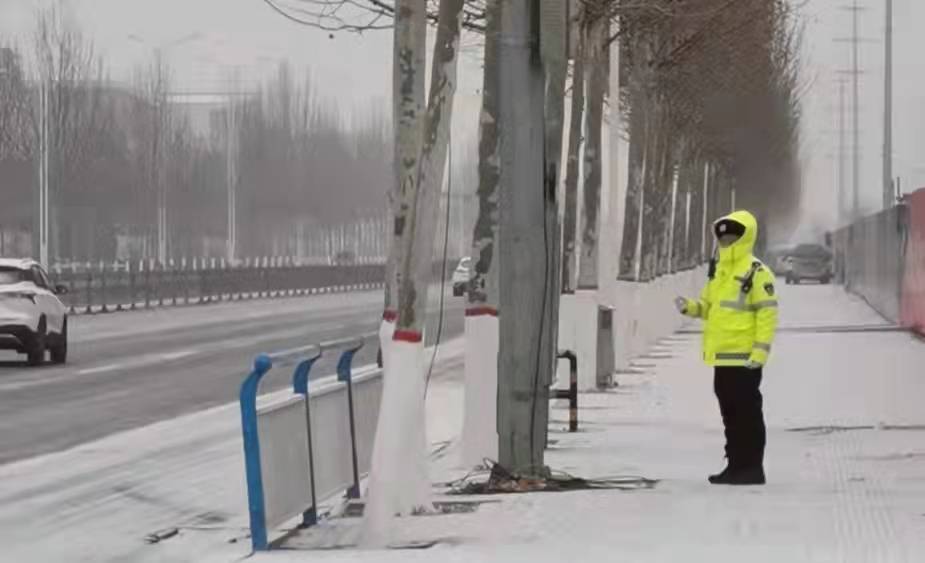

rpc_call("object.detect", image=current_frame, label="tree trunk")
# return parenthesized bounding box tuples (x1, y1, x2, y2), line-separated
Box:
(638, 103, 662, 282)
(396, 0, 466, 333)
(462, 0, 501, 468)
(561, 28, 585, 293)
(467, 0, 501, 310)
(384, 0, 427, 320)
(577, 21, 607, 290)
(364, 0, 465, 547)
(618, 47, 649, 281)
(653, 117, 674, 277)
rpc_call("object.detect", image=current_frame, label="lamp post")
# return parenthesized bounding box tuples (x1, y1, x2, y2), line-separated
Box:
(128, 33, 201, 265)
(38, 78, 49, 266)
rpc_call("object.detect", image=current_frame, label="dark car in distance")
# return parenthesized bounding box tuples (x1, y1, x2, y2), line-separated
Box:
(785, 243, 833, 285)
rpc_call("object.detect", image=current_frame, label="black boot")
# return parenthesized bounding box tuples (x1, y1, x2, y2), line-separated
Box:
(708, 464, 735, 484)
(726, 465, 766, 486)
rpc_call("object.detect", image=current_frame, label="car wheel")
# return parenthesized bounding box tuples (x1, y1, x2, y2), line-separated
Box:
(50, 319, 68, 365)
(27, 317, 47, 367)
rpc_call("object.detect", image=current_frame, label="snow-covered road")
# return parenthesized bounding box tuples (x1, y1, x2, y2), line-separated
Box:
(0, 289, 463, 464)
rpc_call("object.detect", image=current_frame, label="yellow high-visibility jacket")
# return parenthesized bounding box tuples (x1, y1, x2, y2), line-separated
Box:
(683, 210, 779, 367)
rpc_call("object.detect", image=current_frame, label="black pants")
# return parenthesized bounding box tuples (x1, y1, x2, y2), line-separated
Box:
(714, 367, 766, 469)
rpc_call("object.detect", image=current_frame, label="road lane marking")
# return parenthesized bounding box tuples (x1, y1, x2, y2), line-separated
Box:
(159, 349, 199, 361)
(78, 363, 128, 376)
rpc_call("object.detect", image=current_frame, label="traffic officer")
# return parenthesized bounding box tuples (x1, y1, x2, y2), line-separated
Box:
(675, 210, 778, 485)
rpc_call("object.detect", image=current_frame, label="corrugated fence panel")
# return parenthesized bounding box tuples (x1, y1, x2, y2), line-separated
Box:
(901, 188, 925, 335)
(307, 382, 355, 502)
(256, 395, 313, 530)
(838, 206, 906, 323)
(351, 369, 384, 477)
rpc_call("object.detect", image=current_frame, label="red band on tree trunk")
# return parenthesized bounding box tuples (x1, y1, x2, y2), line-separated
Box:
(465, 306, 499, 317)
(392, 329, 423, 343)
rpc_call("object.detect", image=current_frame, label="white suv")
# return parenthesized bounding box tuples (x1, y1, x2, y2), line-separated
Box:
(0, 259, 69, 366)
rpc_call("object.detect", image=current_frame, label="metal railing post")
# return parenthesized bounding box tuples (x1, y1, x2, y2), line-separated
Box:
(84, 267, 93, 314)
(100, 262, 109, 313)
(158, 263, 165, 308)
(144, 260, 152, 309)
(128, 261, 137, 311)
(68, 264, 77, 315)
(239, 355, 273, 552)
(334, 340, 365, 499)
(552, 351, 578, 433)
(291, 350, 323, 528)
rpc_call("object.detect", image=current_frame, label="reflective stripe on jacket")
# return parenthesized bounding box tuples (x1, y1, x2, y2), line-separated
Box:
(684, 210, 779, 367)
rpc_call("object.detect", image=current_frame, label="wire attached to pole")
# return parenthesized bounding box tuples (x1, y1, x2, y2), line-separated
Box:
(425, 130, 452, 397)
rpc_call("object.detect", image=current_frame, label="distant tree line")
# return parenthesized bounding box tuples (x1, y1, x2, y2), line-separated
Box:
(0, 3, 392, 263)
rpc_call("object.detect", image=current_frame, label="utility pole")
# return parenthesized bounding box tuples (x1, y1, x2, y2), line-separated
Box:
(838, 78, 848, 225)
(497, 0, 551, 475)
(836, 1, 867, 222)
(226, 93, 237, 263)
(850, 0, 861, 221)
(39, 80, 49, 266)
(166, 90, 249, 262)
(882, 0, 893, 210)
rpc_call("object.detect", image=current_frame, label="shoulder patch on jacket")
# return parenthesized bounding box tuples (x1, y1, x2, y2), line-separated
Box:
(763, 282, 775, 296)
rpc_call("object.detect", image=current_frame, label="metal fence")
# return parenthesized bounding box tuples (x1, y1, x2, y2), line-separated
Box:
(49, 260, 386, 314)
(900, 189, 925, 335)
(833, 205, 907, 323)
(239, 335, 382, 552)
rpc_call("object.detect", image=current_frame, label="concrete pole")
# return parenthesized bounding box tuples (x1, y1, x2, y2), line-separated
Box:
(497, 0, 551, 475)
(701, 163, 710, 261)
(882, 0, 893, 210)
(39, 81, 49, 266)
(226, 96, 237, 263)
(838, 79, 847, 226)
(851, 0, 861, 221)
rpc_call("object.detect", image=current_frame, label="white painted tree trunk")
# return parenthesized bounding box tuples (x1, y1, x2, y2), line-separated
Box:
(384, 0, 426, 319)
(462, 0, 501, 468)
(364, 0, 466, 547)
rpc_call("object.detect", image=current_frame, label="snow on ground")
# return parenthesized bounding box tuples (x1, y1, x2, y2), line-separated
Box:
(257, 284, 925, 563)
(2, 283, 923, 563)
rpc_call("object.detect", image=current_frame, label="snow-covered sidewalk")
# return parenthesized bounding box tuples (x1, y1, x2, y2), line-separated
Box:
(261, 284, 925, 563)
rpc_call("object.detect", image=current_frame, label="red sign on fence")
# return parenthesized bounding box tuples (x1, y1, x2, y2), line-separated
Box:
(901, 188, 925, 336)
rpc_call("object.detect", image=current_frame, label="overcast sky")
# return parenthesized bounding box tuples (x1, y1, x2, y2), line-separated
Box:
(799, 0, 925, 237)
(0, 0, 484, 144)
(2, 0, 924, 237)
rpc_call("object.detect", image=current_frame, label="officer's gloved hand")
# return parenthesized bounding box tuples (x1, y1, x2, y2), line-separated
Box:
(674, 297, 688, 315)
(744, 359, 763, 370)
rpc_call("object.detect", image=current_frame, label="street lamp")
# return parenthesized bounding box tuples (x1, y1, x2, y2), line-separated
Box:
(128, 33, 202, 265)
(37, 77, 50, 266)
